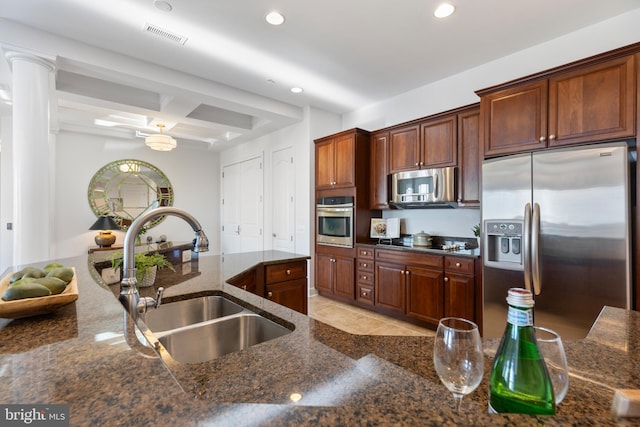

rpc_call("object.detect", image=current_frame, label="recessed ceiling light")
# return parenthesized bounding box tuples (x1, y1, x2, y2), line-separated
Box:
(154, 0, 173, 12)
(434, 3, 455, 18)
(265, 11, 285, 26)
(290, 87, 303, 94)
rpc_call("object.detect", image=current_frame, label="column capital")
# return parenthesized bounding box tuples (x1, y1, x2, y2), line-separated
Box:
(2, 44, 55, 73)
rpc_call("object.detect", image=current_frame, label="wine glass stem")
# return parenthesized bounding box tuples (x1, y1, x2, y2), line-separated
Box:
(453, 394, 464, 413)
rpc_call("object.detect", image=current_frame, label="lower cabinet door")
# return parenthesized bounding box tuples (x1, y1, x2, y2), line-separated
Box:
(375, 262, 405, 315)
(315, 253, 334, 294)
(333, 256, 355, 299)
(267, 278, 308, 315)
(406, 265, 444, 325)
(444, 273, 475, 321)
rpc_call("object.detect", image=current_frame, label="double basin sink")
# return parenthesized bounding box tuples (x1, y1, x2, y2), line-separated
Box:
(141, 295, 293, 363)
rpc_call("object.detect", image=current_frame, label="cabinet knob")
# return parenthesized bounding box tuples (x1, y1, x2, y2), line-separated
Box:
(444, 277, 449, 282)
(286, 269, 291, 275)
(267, 291, 273, 298)
(362, 291, 369, 297)
(539, 136, 546, 142)
(401, 270, 405, 275)
(242, 285, 247, 290)
(363, 263, 368, 268)
(549, 134, 556, 140)
(455, 262, 461, 267)
(362, 275, 367, 280)
(415, 162, 419, 166)
(363, 251, 368, 255)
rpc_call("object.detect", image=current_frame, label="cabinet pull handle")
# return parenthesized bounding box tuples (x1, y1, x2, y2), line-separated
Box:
(267, 291, 273, 298)
(401, 270, 405, 275)
(444, 277, 449, 282)
(455, 262, 461, 267)
(286, 269, 291, 275)
(549, 134, 556, 140)
(539, 136, 546, 142)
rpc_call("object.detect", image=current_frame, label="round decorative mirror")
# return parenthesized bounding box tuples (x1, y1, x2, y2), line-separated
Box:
(88, 159, 174, 230)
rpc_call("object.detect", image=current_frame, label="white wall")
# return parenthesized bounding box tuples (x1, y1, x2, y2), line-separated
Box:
(53, 131, 220, 260)
(0, 115, 13, 272)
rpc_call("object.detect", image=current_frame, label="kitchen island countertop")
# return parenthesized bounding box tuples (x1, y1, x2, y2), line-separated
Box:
(0, 251, 638, 426)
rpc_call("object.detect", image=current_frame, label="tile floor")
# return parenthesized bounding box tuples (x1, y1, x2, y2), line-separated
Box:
(308, 294, 435, 336)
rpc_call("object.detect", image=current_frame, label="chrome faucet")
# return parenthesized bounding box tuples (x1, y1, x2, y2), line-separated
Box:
(119, 207, 209, 317)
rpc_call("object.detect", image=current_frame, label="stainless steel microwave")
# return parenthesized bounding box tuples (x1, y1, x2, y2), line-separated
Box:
(316, 196, 354, 247)
(390, 167, 457, 208)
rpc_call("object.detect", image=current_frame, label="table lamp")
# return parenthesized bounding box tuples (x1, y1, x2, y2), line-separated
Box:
(89, 215, 121, 248)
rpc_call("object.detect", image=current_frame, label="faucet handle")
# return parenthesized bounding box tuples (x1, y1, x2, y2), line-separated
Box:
(154, 287, 164, 309)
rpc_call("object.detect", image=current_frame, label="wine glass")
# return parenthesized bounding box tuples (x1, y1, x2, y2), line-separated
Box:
(433, 317, 484, 413)
(534, 326, 569, 404)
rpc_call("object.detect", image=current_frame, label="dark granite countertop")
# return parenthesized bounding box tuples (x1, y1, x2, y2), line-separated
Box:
(1, 251, 639, 426)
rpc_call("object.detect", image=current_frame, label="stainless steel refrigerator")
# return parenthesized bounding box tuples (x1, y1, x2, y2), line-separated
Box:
(481, 141, 632, 339)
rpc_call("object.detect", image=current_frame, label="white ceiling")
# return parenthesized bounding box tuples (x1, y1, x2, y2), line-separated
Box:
(0, 0, 639, 151)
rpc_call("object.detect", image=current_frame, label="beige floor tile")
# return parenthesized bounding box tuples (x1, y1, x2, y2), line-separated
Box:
(308, 295, 434, 337)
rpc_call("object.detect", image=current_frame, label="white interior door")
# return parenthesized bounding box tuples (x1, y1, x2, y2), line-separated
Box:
(239, 157, 264, 252)
(222, 156, 264, 254)
(271, 147, 295, 252)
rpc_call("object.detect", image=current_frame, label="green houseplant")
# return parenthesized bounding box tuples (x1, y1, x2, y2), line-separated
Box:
(111, 250, 175, 287)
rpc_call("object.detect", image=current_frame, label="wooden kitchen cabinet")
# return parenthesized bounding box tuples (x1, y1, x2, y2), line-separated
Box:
(227, 259, 309, 315)
(444, 256, 476, 321)
(375, 249, 444, 326)
(315, 128, 372, 190)
(388, 117, 457, 174)
(369, 131, 390, 210)
(389, 124, 420, 173)
(315, 252, 355, 301)
(420, 115, 457, 168)
(457, 106, 481, 207)
(480, 54, 635, 157)
(356, 246, 375, 306)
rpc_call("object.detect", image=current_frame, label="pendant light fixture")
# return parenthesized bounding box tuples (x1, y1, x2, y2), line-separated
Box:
(145, 124, 177, 151)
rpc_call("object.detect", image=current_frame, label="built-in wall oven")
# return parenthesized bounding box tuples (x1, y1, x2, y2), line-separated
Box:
(316, 196, 354, 248)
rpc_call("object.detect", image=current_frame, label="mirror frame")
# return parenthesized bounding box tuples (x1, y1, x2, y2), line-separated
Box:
(88, 159, 174, 230)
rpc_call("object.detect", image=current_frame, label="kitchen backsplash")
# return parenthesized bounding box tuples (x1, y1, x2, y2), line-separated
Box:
(382, 208, 480, 239)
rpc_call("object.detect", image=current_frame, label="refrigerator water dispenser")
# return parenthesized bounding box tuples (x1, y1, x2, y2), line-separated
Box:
(484, 220, 524, 270)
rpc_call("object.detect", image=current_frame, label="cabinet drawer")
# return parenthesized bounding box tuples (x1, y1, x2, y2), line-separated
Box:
(357, 259, 374, 272)
(356, 284, 374, 305)
(265, 261, 307, 284)
(444, 256, 474, 275)
(357, 271, 374, 285)
(376, 249, 443, 269)
(357, 246, 375, 260)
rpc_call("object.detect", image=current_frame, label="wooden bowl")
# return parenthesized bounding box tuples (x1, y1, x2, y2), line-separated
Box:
(0, 268, 78, 319)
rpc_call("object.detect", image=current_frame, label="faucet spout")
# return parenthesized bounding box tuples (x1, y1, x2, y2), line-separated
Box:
(119, 207, 209, 316)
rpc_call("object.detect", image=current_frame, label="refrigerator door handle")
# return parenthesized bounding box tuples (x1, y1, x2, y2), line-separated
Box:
(532, 202, 542, 295)
(523, 203, 532, 292)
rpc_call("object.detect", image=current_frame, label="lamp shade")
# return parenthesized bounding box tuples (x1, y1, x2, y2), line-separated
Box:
(89, 215, 121, 231)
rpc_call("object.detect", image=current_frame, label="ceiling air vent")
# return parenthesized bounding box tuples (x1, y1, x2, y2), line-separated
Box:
(143, 23, 188, 45)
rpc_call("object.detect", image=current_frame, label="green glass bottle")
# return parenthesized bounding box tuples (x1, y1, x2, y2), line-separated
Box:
(488, 288, 555, 415)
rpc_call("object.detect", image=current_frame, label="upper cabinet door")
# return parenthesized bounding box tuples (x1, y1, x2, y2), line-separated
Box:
(421, 115, 457, 167)
(481, 80, 549, 157)
(332, 133, 356, 188)
(315, 139, 335, 189)
(389, 124, 420, 173)
(370, 131, 390, 210)
(548, 55, 636, 147)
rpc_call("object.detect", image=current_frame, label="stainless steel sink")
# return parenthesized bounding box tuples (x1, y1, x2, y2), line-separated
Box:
(142, 296, 245, 333)
(157, 313, 291, 363)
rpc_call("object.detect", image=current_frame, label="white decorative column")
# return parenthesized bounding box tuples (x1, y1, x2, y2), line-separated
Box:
(4, 48, 55, 265)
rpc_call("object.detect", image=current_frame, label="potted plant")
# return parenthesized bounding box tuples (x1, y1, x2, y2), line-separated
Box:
(472, 224, 481, 248)
(111, 250, 175, 287)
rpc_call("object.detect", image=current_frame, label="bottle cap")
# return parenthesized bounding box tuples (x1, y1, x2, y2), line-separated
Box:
(507, 288, 534, 308)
